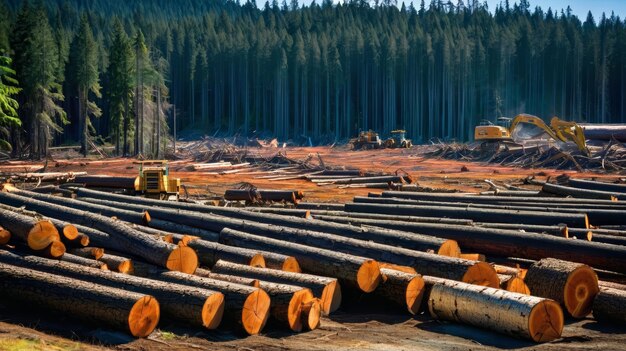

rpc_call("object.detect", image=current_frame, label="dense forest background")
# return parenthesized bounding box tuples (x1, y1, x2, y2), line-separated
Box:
(0, 0, 625, 158)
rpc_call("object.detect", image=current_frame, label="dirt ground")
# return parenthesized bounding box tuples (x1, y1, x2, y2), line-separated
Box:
(0, 145, 625, 350)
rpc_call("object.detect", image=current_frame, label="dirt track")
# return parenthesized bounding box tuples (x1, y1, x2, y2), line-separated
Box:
(0, 146, 625, 350)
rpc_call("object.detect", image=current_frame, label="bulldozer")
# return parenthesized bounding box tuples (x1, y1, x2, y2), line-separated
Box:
(351, 130, 383, 150)
(384, 130, 413, 148)
(474, 114, 588, 154)
(134, 160, 181, 200)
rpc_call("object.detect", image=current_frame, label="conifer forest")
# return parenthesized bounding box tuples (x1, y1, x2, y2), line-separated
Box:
(1, 0, 626, 158)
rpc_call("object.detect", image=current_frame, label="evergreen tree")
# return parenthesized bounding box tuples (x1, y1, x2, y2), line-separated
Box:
(0, 55, 21, 151)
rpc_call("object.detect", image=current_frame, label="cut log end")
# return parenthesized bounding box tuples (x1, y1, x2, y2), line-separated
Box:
(165, 246, 198, 274)
(321, 280, 342, 315)
(528, 300, 564, 343)
(0, 227, 10, 245)
(437, 240, 461, 258)
(118, 260, 134, 274)
(43, 241, 67, 259)
(92, 248, 104, 260)
(76, 234, 90, 247)
(301, 298, 322, 331)
(128, 295, 160, 338)
(282, 257, 301, 273)
(249, 254, 266, 268)
(561, 227, 569, 238)
(564, 265, 599, 318)
(585, 231, 593, 241)
(462, 262, 500, 288)
(503, 276, 531, 295)
(406, 275, 426, 315)
(162, 234, 174, 244)
(62, 225, 79, 240)
(379, 262, 417, 274)
(288, 289, 315, 332)
(241, 289, 271, 335)
(356, 259, 382, 293)
(202, 293, 225, 329)
(27, 220, 60, 251)
(142, 211, 151, 225)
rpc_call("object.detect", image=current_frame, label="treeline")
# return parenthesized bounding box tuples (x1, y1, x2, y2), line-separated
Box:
(0, 0, 625, 158)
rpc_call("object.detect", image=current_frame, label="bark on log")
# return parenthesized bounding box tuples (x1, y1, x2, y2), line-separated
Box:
(379, 191, 619, 206)
(0, 262, 159, 338)
(224, 189, 300, 203)
(218, 228, 382, 293)
(498, 274, 530, 295)
(542, 183, 623, 200)
(525, 258, 599, 318)
(580, 124, 626, 141)
(68, 247, 104, 260)
(195, 268, 260, 288)
(76, 195, 456, 257)
(258, 282, 317, 331)
(593, 287, 626, 324)
(100, 253, 134, 274)
(309, 217, 626, 274)
(0, 209, 60, 250)
(130, 262, 270, 335)
(60, 252, 108, 270)
(376, 268, 425, 315)
(345, 202, 589, 228)
(74, 175, 139, 190)
(568, 178, 626, 194)
(428, 280, 563, 342)
(212, 259, 341, 315)
(0, 251, 224, 329)
(296, 202, 345, 211)
(185, 238, 266, 268)
(0, 191, 197, 273)
(142, 219, 220, 241)
(313, 175, 410, 185)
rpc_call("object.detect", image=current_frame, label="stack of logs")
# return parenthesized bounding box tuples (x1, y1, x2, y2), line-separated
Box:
(0, 181, 624, 343)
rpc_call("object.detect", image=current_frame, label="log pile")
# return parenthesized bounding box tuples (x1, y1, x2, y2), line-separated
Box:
(2, 183, 625, 343)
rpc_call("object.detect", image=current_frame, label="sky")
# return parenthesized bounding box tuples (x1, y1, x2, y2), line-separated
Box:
(286, 0, 626, 21)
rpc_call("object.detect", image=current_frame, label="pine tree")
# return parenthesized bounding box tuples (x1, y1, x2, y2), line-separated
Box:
(0, 55, 21, 151)
(69, 14, 101, 156)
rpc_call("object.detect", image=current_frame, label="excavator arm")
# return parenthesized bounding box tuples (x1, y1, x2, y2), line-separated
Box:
(508, 114, 589, 155)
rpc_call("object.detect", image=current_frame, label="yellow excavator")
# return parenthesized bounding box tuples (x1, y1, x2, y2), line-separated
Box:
(474, 114, 589, 154)
(134, 160, 181, 200)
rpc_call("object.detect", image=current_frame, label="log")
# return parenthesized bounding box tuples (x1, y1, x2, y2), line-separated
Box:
(141, 219, 220, 241)
(76, 195, 457, 257)
(130, 262, 270, 335)
(185, 238, 266, 268)
(0, 251, 224, 329)
(100, 253, 134, 274)
(74, 175, 139, 190)
(300, 299, 322, 331)
(0, 192, 197, 273)
(0, 226, 10, 245)
(0, 210, 60, 250)
(195, 268, 260, 288)
(379, 191, 619, 206)
(593, 287, 626, 324)
(68, 247, 104, 260)
(568, 178, 626, 194)
(309, 216, 626, 274)
(525, 258, 599, 318)
(542, 183, 623, 200)
(212, 260, 341, 315)
(61, 252, 109, 270)
(258, 282, 317, 331)
(224, 189, 300, 203)
(296, 202, 345, 211)
(376, 268, 425, 315)
(345, 202, 589, 228)
(580, 124, 626, 141)
(314, 175, 410, 185)
(0, 262, 159, 338)
(498, 274, 530, 295)
(218, 228, 382, 293)
(428, 280, 563, 342)
(66, 234, 90, 248)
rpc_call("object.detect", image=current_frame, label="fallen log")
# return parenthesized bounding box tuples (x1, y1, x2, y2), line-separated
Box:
(147, 219, 219, 241)
(218, 228, 382, 293)
(593, 287, 626, 324)
(224, 189, 300, 203)
(0, 226, 10, 245)
(428, 280, 563, 342)
(313, 175, 410, 185)
(542, 183, 623, 200)
(0, 192, 197, 273)
(300, 299, 322, 331)
(525, 258, 599, 318)
(76, 194, 457, 257)
(131, 262, 270, 335)
(212, 260, 341, 315)
(568, 178, 626, 194)
(296, 202, 345, 211)
(498, 274, 530, 295)
(258, 282, 317, 332)
(61, 253, 109, 270)
(309, 216, 626, 274)
(184, 238, 266, 268)
(67, 247, 104, 260)
(195, 268, 260, 288)
(375, 268, 425, 315)
(74, 175, 138, 190)
(0, 210, 60, 250)
(99, 253, 134, 274)
(591, 233, 626, 246)
(344, 202, 589, 228)
(0, 251, 223, 329)
(580, 124, 626, 141)
(0, 262, 159, 338)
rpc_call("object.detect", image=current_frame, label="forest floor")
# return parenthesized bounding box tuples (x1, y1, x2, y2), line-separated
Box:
(0, 145, 625, 350)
